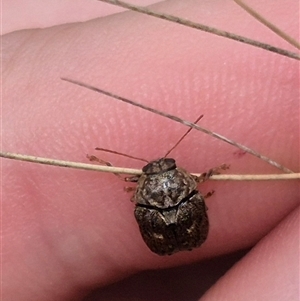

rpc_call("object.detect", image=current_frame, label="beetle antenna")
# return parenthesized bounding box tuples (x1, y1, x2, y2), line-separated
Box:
(164, 114, 204, 157)
(95, 147, 148, 163)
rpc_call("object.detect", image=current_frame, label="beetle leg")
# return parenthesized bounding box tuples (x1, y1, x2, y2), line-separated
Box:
(86, 154, 125, 180)
(124, 175, 140, 183)
(123, 186, 136, 192)
(203, 190, 215, 199)
(195, 163, 230, 183)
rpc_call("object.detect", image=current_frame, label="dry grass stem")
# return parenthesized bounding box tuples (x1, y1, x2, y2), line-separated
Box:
(61, 78, 294, 174)
(1, 152, 299, 181)
(233, 0, 300, 49)
(3, 2, 298, 182)
(97, 0, 300, 60)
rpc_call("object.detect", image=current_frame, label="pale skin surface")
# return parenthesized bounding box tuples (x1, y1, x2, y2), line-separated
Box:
(2, 0, 299, 300)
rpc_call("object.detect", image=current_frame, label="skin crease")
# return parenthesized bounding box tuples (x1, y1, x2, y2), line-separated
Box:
(2, 0, 299, 300)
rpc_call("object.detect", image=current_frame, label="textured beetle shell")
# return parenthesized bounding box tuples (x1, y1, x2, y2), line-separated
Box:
(132, 158, 209, 256)
(132, 158, 198, 209)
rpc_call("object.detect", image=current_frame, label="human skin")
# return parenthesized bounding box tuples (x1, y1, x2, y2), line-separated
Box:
(2, 0, 299, 300)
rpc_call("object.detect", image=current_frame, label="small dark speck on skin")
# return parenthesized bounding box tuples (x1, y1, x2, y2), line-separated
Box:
(233, 150, 247, 158)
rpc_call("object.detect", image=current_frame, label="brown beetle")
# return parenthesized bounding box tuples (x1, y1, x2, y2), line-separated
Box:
(89, 115, 227, 256)
(130, 158, 209, 255)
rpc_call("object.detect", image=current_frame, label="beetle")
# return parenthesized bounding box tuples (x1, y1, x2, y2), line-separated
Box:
(130, 157, 209, 255)
(88, 115, 228, 256)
